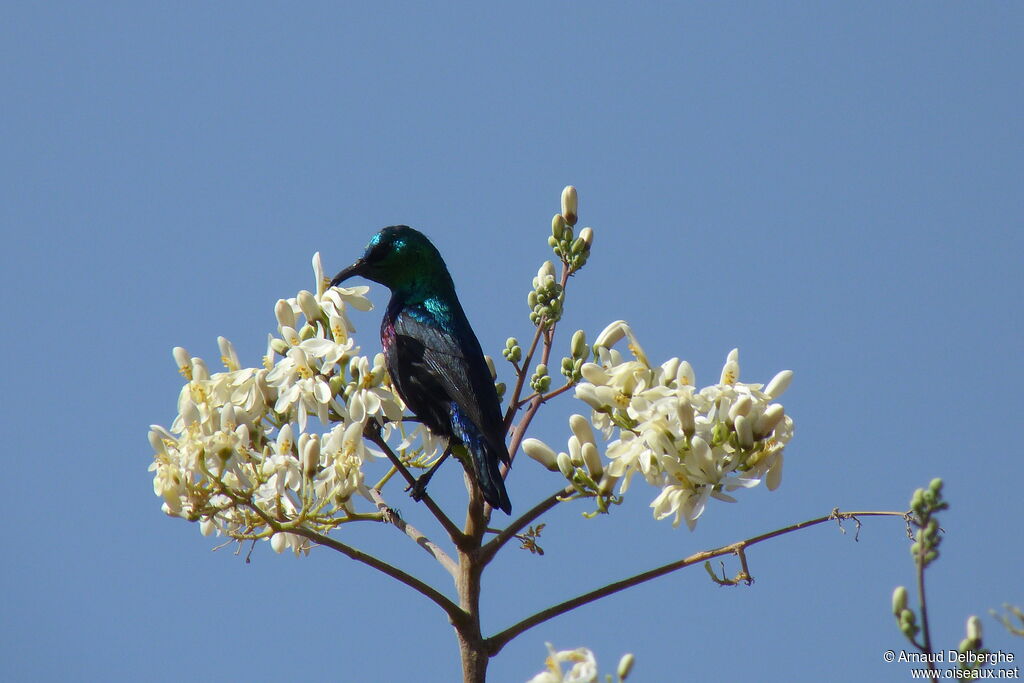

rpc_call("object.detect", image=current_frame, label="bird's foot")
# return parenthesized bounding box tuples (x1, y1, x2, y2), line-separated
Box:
(405, 447, 451, 502)
(406, 475, 433, 502)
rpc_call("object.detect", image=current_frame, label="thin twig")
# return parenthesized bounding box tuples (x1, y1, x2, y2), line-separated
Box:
(504, 324, 545, 428)
(480, 486, 573, 564)
(219, 488, 466, 628)
(915, 528, 940, 681)
(540, 382, 576, 403)
(485, 509, 909, 655)
(502, 262, 571, 430)
(362, 424, 465, 544)
(368, 488, 459, 577)
(288, 525, 466, 628)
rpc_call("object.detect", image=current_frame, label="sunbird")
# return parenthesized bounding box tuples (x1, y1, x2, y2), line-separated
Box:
(331, 226, 513, 514)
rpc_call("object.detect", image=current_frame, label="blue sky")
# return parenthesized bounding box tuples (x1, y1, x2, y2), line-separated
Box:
(3, 4, 1022, 681)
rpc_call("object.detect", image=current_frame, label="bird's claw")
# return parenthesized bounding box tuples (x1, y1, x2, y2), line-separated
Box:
(407, 476, 431, 502)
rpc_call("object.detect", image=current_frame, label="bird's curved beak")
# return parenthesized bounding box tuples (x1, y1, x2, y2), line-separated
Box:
(330, 259, 367, 288)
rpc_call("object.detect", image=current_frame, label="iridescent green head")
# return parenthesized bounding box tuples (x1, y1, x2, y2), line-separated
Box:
(331, 226, 454, 293)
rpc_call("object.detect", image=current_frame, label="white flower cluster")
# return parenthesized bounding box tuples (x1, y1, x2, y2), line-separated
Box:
(526, 643, 634, 683)
(148, 254, 437, 554)
(526, 321, 794, 530)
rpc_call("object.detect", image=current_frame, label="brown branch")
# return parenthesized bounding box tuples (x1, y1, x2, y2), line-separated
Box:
(480, 485, 573, 564)
(368, 487, 458, 576)
(502, 262, 572, 431)
(503, 264, 574, 467)
(288, 525, 467, 628)
(362, 424, 466, 544)
(915, 526, 940, 681)
(485, 509, 909, 655)
(503, 326, 544, 429)
(540, 382, 576, 403)
(219, 487, 466, 628)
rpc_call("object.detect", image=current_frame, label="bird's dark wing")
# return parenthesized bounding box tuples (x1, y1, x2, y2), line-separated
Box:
(392, 305, 510, 464)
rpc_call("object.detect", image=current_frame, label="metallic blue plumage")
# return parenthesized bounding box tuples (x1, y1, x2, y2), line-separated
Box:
(331, 226, 512, 514)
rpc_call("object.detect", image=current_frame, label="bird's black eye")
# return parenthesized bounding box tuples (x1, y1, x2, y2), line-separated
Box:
(365, 239, 390, 264)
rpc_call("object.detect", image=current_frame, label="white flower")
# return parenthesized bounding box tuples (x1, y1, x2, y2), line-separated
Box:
(149, 256, 403, 555)
(572, 323, 795, 529)
(313, 421, 372, 511)
(345, 354, 404, 425)
(527, 643, 598, 683)
(270, 532, 310, 556)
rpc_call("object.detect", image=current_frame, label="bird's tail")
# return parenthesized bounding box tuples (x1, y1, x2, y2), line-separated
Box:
(451, 409, 513, 514)
(472, 441, 512, 515)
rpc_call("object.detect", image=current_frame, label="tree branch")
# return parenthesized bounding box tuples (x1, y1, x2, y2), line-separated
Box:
(480, 485, 572, 564)
(219, 487, 467, 628)
(288, 524, 466, 628)
(914, 522, 940, 681)
(486, 509, 909, 654)
(504, 323, 545, 429)
(368, 487, 458, 577)
(362, 423, 466, 545)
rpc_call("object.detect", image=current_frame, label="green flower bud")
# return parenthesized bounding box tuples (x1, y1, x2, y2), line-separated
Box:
(270, 338, 290, 356)
(617, 653, 635, 680)
(900, 609, 919, 638)
(929, 478, 943, 494)
(503, 337, 522, 363)
(556, 452, 574, 479)
(892, 586, 908, 615)
(571, 330, 587, 358)
(552, 213, 566, 240)
(530, 364, 550, 392)
(711, 421, 729, 446)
